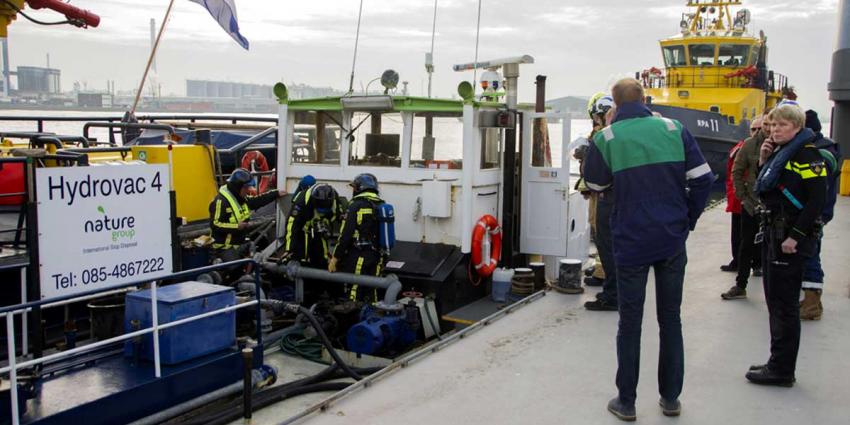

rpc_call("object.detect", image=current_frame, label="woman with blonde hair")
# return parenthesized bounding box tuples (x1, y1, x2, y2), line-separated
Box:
(746, 103, 827, 387)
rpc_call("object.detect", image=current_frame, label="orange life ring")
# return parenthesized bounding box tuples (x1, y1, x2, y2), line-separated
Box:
(241, 150, 272, 193)
(471, 214, 502, 278)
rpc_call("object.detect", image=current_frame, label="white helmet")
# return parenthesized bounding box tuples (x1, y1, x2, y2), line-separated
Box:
(591, 95, 614, 117)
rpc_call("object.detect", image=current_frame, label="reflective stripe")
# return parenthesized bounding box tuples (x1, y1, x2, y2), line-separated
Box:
(356, 208, 373, 225)
(601, 126, 614, 141)
(586, 181, 611, 191)
(212, 199, 239, 229)
(661, 117, 677, 131)
(686, 163, 712, 180)
(219, 186, 251, 223)
(284, 216, 296, 251)
(785, 161, 826, 179)
(355, 256, 364, 274)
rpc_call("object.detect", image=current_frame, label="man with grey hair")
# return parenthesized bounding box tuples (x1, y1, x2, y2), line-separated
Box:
(584, 78, 714, 421)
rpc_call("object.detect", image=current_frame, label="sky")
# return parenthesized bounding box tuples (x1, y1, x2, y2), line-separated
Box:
(6, 0, 842, 116)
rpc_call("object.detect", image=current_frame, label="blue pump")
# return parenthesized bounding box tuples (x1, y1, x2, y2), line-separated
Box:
(346, 306, 416, 355)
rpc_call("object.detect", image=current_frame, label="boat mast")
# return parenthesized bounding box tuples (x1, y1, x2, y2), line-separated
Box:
(131, 0, 175, 114)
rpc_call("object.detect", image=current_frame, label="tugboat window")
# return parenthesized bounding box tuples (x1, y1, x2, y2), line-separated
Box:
(349, 112, 402, 167)
(663, 45, 687, 67)
(688, 44, 717, 66)
(410, 112, 464, 169)
(718, 44, 750, 66)
(291, 111, 342, 165)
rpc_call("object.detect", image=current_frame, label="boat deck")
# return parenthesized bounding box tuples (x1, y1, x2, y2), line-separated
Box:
(247, 197, 850, 425)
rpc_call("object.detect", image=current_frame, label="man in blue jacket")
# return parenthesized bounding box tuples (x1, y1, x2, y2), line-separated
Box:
(584, 78, 714, 421)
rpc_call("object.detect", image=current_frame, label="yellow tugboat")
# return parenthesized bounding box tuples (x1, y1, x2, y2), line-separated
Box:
(639, 0, 794, 186)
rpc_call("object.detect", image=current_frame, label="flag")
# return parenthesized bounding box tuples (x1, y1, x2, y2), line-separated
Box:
(189, 0, 250, 50)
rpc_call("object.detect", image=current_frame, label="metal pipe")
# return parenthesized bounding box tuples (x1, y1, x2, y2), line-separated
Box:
(216, 126, 277, 153)
(277, 262, 403, 310)
(502, 63, 520, 110)
(242, 347, 253, 420)
(82, 122, 176, 140)
(829, 0, 850, 159)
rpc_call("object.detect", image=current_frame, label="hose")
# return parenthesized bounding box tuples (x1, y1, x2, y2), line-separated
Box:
(195, 382, 352, 425)
(295, 305, 363, 381)
(422, 297, 443, 341)
(280, 331, 323, 362)
(181, 366, 382, 425)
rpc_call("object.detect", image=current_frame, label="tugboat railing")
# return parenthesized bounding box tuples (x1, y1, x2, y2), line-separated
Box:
(0, 259, 263, 425)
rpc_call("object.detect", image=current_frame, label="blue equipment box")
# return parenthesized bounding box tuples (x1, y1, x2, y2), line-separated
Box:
(124, 281, 236, 365)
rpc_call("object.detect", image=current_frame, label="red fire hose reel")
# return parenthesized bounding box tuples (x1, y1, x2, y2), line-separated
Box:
(25, 0, 100, 28)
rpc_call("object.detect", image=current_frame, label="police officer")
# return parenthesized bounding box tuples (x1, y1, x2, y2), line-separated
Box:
(281, 183, 340, 270)
(328, 174, 385, 302)
(209, 168, 286, 260)
(746, 103, 826, 387)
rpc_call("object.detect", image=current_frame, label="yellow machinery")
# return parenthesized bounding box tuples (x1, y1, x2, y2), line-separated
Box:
(130, 145, 219, 223)
(642, 0, 790, 125)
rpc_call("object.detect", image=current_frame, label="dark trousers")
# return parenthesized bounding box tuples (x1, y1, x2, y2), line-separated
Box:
(763, 242, 804, 376)
(596, 195, 617, 303)
(730, 212, 741, 265)
(735, 209, 762, 288)
(339, 248, 383, 302)
(615, 248, 686, 405)
(802, 237, 824, 289)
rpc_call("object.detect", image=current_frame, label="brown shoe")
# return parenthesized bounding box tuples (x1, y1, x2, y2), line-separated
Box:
(721, 285, 747, 300)
(800, 290, 822, 321)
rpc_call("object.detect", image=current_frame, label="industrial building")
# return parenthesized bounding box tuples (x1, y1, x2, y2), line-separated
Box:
(16, 66, 61, 94)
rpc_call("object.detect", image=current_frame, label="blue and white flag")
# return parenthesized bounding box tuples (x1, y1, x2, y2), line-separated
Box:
(189, 0, 250, 50)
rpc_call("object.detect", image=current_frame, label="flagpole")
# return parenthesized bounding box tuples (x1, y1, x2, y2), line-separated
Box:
(131, 0, 176, 115)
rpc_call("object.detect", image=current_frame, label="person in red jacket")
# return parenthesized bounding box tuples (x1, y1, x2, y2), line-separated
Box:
(722, 139, 745, 271)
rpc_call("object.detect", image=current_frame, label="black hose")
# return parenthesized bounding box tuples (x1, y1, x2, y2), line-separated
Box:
(180, 366, 379, 425)
(296, 306, 363, 381)
(202, 382, 351, 425)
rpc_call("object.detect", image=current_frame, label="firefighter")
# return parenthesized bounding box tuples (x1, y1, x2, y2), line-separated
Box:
(328, 173, 386, 302)
(281, 182, 340, 269)
(209, 168, 286, 260)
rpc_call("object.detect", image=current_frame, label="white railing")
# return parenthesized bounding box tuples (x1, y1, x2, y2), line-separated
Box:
(0, 259, 262, 425)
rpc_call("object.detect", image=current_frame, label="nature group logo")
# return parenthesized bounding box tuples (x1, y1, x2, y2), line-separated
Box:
(83, 205, 137, 242)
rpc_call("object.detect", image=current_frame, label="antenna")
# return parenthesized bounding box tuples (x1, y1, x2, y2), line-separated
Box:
(348, 0, 365, 94)
(472, 0, 483, 97)
(426, 0, 438, 98)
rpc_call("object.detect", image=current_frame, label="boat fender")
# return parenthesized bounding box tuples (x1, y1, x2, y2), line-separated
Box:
(471, 214, 502, 278)
(241, 150, 272, 193)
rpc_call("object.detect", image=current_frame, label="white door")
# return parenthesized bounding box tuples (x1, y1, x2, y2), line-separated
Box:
(520, 112, 570, 255)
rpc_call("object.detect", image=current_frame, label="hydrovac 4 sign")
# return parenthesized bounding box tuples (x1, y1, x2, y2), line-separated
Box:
(36, 165, 173, 301)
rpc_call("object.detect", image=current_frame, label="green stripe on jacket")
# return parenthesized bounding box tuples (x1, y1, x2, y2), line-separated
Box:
(592, 117, 685, 173)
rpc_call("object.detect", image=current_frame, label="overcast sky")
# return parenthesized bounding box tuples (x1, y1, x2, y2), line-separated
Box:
(7, 0, 841, 116)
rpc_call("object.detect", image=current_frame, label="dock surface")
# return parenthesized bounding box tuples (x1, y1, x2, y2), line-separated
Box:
(276, 197, 850, 425)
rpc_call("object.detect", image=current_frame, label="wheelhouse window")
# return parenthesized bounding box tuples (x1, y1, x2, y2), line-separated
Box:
(688, 44, 717, 66)
(480, 128, 501, 169)
(718, 44, 750, 66)
(348, 112, 402, 167)
(529, 117, 564, 168)
(662, 45, 687, 67)
(410, 113, 463, 169)
(291, 111, 342, 165)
